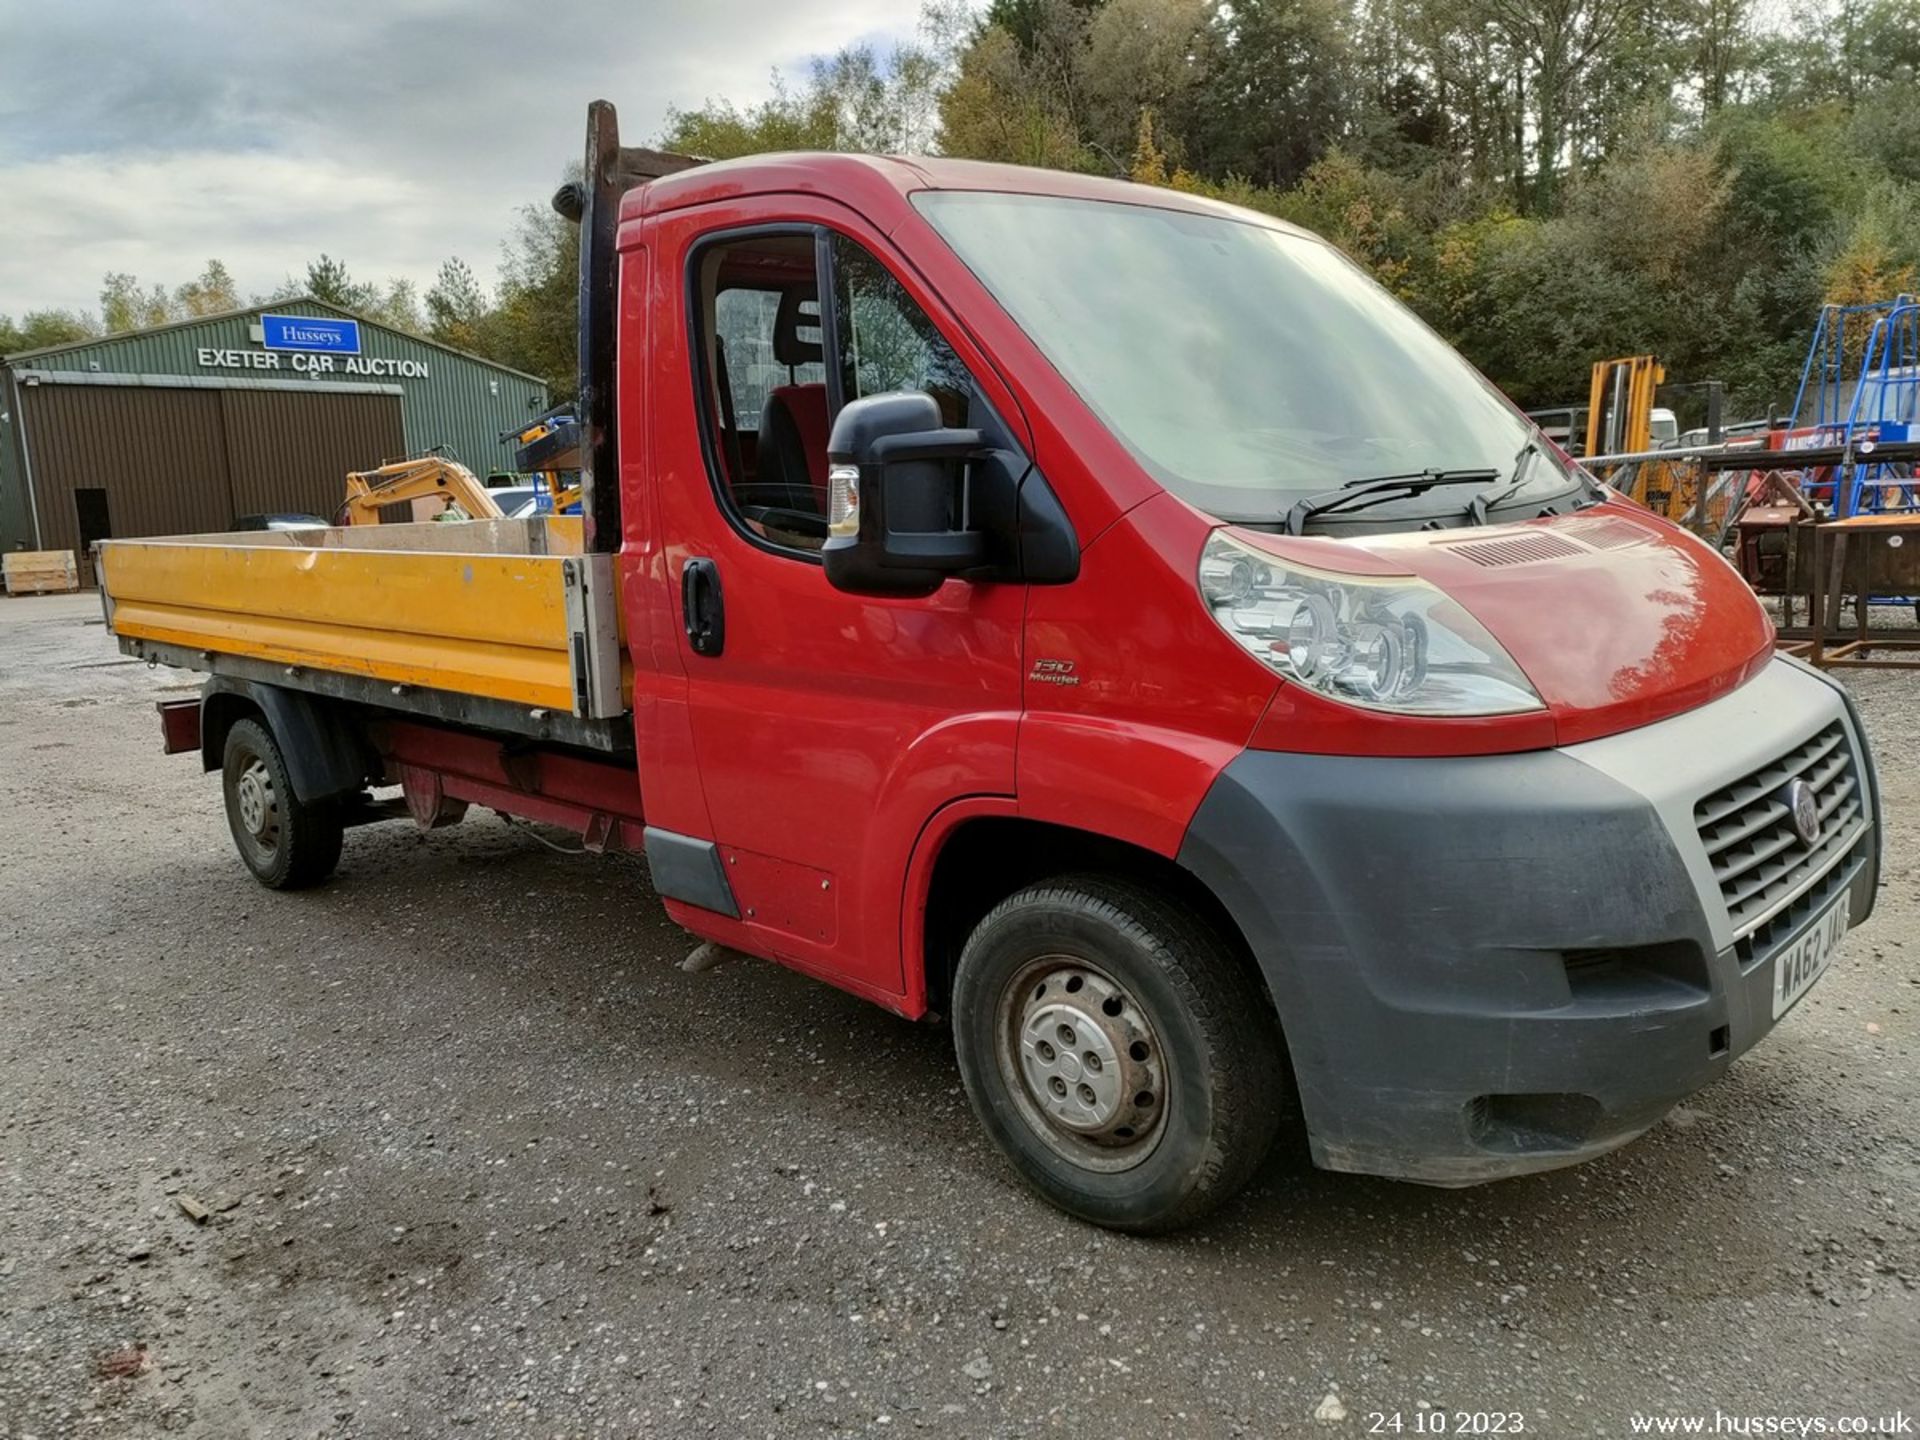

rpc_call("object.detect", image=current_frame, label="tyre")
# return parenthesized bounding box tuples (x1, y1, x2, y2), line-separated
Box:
(951, 875, 1286, 1233)
(221, 717, 343, 889)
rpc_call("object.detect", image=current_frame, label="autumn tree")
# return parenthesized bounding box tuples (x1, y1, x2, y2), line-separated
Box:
(175, 260, 241, 317)
(100, 273, 176, 332)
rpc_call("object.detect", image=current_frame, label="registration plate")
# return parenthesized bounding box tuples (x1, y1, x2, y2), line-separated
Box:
(1772, 890, 1849, 1019)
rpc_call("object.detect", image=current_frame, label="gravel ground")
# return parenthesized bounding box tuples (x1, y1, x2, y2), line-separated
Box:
(0, 591, 1915, 1439)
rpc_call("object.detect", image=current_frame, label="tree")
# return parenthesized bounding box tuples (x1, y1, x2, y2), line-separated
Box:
(1690, 0, 1755, 113)
(303, 254, 374, 311)
(290, 255, 427, 333)
(175, 260, 240, 317)
(476, 201, 582, 399)
(1179, 0, 1356, 190)
(1475, 0, 1645, 210)
(100, 272, 176, 332)
(1824, 183, 1920, 307)
(427, 258, 490, 351)
(937, 22, 1088, 166)
(1081, 0, 1210, 162)
(0, 309, 98, 355)
(365, 278, 425, 334)
(662, 41, 946, 158)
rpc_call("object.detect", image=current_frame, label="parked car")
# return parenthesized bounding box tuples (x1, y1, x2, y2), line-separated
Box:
(227, 513, 328, 532)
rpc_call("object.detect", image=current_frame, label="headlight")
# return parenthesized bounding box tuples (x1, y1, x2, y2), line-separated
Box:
(1198, 530, 1542, 716)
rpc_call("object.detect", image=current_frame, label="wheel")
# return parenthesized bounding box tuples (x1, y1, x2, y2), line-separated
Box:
(951, 876, 1286, 1233)
(221, 718, 343, 889)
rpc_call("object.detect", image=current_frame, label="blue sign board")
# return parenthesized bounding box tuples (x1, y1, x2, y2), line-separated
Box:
(259, 313, 361, 354)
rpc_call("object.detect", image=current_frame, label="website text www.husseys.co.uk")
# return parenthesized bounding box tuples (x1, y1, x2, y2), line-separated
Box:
(1629, 1412, 1911, 1436)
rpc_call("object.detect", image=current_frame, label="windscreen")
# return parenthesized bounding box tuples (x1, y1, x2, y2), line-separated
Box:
(915, 190, 1554, 522)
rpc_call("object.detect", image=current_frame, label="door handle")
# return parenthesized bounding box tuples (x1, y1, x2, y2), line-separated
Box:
(681, 557, 725, 657)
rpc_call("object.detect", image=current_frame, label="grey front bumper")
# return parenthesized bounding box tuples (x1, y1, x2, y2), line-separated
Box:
(1177, 659, 1879, 1185)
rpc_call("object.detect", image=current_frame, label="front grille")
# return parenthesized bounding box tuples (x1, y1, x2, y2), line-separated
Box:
(1693, 722, 1866, 938)
(1737, 835, 1866, 967)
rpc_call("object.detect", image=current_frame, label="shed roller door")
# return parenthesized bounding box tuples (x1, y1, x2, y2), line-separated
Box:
(223, 389, 405, 520)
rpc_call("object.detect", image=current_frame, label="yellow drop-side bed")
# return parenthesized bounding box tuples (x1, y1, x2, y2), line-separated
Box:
(97, 518, 629, 751)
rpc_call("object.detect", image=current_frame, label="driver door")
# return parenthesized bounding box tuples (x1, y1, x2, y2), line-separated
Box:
(646, 199, 1031, 1001)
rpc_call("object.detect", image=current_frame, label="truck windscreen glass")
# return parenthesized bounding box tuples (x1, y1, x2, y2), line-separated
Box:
(914, 191, 1570, 524)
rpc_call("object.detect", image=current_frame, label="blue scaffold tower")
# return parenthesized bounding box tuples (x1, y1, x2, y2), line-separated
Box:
(1790, 294, 1919, 517)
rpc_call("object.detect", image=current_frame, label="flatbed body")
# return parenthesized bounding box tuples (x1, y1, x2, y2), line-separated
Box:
(101, 516, 628, 750)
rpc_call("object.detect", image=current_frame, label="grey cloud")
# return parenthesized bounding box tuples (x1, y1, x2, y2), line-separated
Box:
(0, 0, 922, 313)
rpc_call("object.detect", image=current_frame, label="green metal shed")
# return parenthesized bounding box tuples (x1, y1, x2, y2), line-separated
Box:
(0, 298, 550, 562)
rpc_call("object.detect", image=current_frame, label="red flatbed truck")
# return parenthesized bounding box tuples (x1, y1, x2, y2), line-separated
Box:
(99, 103, 1881, 1231)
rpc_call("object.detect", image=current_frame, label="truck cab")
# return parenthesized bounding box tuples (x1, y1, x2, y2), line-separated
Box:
(99, 104, 1880, 1232)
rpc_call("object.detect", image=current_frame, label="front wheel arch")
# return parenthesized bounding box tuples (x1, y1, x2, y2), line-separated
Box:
(915, 814, 1278, 1024)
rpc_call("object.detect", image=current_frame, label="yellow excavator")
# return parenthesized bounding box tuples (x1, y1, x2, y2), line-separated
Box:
(337, 454, 505, 526)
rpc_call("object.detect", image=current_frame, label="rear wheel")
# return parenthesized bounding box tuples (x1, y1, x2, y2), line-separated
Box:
(221, 718, 343, 889)
(951, 876, 1285, 1233)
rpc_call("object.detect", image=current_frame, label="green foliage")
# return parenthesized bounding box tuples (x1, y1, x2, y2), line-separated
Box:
(303, 254, 364, 309)
(472, 203, 582, 400)
(426, 258, 489, 353)
(291, 256, 423, 332)
(0, 309, 98, 355)
(100, 272, 176, 332)
(662, 41, 946, 158)
(175, 260, 240, 318)
(927, 0, 1920, 418)
(939, 22, 1090, 167)
(1181, 0, 1354, 189)
(11, 0, 1916, 415)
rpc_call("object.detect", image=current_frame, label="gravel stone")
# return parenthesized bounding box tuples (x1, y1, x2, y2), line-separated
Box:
(1, 591, 1916, 1437)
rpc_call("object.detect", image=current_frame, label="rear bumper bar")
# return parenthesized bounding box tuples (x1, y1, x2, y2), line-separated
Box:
(1178, 658, 1878, 1185)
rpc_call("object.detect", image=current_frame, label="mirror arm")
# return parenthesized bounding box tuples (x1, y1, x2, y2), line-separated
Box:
(881, 530, 988, 567)
(868, 428, 987, 465)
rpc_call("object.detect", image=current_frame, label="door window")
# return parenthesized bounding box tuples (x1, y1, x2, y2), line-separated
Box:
(831, 235, 971, 428)
(689, 227, 985, 560)
(714, 286, 826, 429)
(690, 231, 830, 552)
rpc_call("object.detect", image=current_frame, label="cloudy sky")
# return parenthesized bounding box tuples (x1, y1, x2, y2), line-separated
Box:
(0, 0, 922, 317)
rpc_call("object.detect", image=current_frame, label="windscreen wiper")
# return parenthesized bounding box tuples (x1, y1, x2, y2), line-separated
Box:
(1465, 441, 1540, 526)
(1286, 468, 1499, 536)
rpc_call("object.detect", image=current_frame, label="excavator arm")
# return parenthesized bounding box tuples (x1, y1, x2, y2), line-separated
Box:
(339, 456, 505, 526)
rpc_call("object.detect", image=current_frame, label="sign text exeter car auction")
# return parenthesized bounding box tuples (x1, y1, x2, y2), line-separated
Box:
(194, 311, 430, 379)
(193, 349, 430, 378)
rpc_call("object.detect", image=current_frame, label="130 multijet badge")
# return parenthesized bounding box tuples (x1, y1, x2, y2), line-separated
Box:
(1029, 658, 1080, 686)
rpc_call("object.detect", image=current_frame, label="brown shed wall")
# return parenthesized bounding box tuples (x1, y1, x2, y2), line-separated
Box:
(19, 384, 404, 575)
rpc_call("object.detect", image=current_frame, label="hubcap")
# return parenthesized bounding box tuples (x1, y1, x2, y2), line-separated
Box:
(234, 758, 279, 847)
(998, 958, 1169, 1171)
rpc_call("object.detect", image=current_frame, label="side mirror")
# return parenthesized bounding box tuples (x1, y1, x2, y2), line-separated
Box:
(822, 392, 989, 597)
